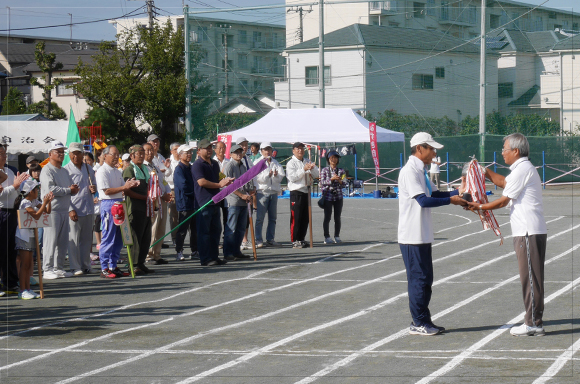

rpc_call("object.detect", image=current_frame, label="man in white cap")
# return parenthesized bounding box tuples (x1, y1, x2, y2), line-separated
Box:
(121, 153, 131, 170)
(254, 142, 284, 248)
(40, 141, 80, 279)
(398, 132, 466, 335)
(65, 142, 97, 275)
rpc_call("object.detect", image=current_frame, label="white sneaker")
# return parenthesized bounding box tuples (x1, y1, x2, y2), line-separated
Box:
(29, 290, 41, 299)
(176, 252, 185, 261)
(20, 290, 36, 300)
(55, 269, 73, 278)
(510, 323, 545, 336)
(334, 237, 342, 243)
(256, 241, 264, 248)
(0, 291, 5, 297)
(240, 241, 251, 250)
(43, 271, 59, 280)
(324, 237, 335, 244)
(73, 269, 84, 276)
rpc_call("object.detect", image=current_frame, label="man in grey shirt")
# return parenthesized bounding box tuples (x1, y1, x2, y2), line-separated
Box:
(41, 141, 79, 279)
(65, 142, 96, 276)
(222, 145, 254, 261)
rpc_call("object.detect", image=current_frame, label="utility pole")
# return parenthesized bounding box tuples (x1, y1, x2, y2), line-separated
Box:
(319, 0, 325, 108)
(220, 24, 232, 103)
(147, 0, 154, 30)
(287, 6, 312, 43)
(68, 13, 72, 42)
(184, 5, 192, 141)
(479, 0, 486, 162)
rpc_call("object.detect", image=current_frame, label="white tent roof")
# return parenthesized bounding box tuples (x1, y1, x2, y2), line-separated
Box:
(0, 121, 68, 154)
(224, 108, 405, 143)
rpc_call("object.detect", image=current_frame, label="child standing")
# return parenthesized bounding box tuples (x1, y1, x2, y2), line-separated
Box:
(15, 179, 53, 299)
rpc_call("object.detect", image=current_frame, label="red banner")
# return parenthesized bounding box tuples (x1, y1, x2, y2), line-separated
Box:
(369, 122, 380, 176)
(217, 134, 232, 159)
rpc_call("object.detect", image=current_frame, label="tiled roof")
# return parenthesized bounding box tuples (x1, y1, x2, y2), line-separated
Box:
(24, 49, 98, 72)
(287, 24, 484, 54)
(508, 85, 540, 107)
(0, 43, 73, 64)
(552, 34, 580, 51)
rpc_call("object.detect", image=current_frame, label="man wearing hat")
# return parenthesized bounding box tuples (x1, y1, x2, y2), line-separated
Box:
(191, 139, 233, 266)
(173, 144, 198, 261)
(65, 142, 97, 275)
(254, 142, 284, 248)
(286, 142, 319, 248)
(25, 156, 39, 174)
(40, 141, 80, 279)
(222, 144, 254, 260)
(0, 141, 30, 293)
(121, 153, 131, 170)
(398, 132, 466, 335)
(122, 144, 154, 275)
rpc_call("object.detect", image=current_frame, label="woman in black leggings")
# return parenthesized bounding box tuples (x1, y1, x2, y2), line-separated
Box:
(319, 151, 345, 244)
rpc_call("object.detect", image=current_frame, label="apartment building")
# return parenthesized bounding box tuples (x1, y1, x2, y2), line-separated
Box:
(286, 0, 579, 47)
(113, 15, 285, 110)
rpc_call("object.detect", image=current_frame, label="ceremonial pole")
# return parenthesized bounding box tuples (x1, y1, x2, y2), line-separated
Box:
(307, 174, 314, 248)
(34, 228, 44, 299)
(248, 201, 257, 260)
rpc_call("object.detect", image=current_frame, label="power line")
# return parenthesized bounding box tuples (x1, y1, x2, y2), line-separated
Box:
(0, 6, 146, 32)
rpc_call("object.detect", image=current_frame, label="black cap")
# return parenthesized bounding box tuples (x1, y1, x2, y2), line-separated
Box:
(292, 142, 305, 149)
(26, 156, 38, 164)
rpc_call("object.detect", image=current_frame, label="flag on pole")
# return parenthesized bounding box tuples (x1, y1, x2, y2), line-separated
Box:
(62, 106, 81, 166)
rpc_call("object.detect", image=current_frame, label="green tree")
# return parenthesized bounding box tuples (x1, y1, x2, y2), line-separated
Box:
(26, 101, 66, 120)
(29, 42, 63, 119)
(75, 20, 212, 149)
(202, 113, 262, 140)
(77, 107, 132, 151)
(0, 87, 27, 115)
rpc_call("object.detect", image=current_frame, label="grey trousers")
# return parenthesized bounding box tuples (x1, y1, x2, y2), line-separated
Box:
(43, 210, 70, 272)
(147, 201, 167, 261)
(514, 234, 547, 327)
(68, 214, 94, 271)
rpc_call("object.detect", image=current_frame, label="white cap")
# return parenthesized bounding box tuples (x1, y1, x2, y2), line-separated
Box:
(19, 179, 40, 195)
(178, 144, 192, 154)
(49, 141, 67, 151)
(260, 142, 272, 150)
(121, 153, 130, 161)
(410, 132, 443, 149)
(236, 137, 248, 145)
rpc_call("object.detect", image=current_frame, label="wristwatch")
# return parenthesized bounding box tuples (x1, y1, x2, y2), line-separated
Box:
(479, 205, 483, 210)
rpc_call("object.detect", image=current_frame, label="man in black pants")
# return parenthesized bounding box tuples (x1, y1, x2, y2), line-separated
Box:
(173, 144, 198, 261)
(286, 142, 319, 248)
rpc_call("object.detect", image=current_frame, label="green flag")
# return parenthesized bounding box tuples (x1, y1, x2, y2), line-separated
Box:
(62, 106, 81, 166)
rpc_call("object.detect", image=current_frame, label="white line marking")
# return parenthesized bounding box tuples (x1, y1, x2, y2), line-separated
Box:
(293, 231, 579, 384)
(416, 274, 580, 384)
(172, 224, 578, 384)
(532, 337, 580, 384)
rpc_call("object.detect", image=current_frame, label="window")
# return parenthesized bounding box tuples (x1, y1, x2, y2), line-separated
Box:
(490, 14, 500, 29)
(498, 82, 513, 98)
(414, 2, 425, 19)
(197, 27, 208, 42)
(238, 30, 247, 44)
(238, 54, 248, 69)
(435, 67, 445, 79)
(548, 12, 557, 19)
(239, 79, 248, 89)
(56, 82, 74, 96)
(440, 1, 449, 21)
(253, 31, 262, 48)
(221, 34, 234, 47)
(469, 6, 477, 24)
(426, 0, 435, 16)
(221, 59, 233, 71)
(412, 74, 433, 90)
(304, 66, 330, 86)
(535, 16, 543, 31)
(253, 56, 263, 72)
(272, 32, 280, 48)
(573, 22, 579, 30)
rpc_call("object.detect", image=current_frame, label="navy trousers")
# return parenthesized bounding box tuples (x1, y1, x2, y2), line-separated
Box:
(400, 243, 433, 327)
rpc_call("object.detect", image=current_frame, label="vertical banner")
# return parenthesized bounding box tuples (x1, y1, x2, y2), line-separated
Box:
(217, 134, 232, 159)
(369, 122, 380, 176)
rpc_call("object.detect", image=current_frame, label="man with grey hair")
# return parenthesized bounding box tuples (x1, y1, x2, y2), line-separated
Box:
(163, 142, 181, 245)
(40, 141, 80, 279)
(468, 133, 547, 336)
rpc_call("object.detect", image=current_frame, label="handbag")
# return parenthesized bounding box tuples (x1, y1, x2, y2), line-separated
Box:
(317, 195, 325, 209)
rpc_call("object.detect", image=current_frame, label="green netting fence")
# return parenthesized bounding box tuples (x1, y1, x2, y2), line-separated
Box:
(269, 134, 580, 187)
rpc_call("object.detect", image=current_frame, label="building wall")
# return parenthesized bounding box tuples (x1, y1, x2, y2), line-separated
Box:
(497, 53, 536, 114)
(287, 0, 580, 47)
(275, 49, 365, 110)
(28, 71, 90, 121)
(561, 53, 580, 133)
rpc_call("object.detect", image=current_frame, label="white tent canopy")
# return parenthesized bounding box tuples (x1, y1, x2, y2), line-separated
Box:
(0, 121, 68, 154)
(224, 108, 405, 143)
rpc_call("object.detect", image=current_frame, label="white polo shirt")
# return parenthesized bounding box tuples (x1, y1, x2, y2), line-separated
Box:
(502, 157, 547, 236)
(398, 155, 437, 244)
(96, 163, 125, 200)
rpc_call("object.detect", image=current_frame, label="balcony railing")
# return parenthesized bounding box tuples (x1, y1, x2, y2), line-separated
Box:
(439, 7, 477, 25)
(370, 1, 398, 13)
(251, 38, 286, 50)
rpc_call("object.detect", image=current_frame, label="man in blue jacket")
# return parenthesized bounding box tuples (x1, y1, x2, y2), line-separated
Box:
(173, 144, 197, 261)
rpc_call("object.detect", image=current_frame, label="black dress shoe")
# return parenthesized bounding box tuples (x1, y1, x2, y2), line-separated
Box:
(161, 243, 169, 249)
(235, 254, 251, 259)
(138, 264, 155, 274)
(203, 260, 218, 266)
(216, 258, 227, 265)
(156, 258, 169, 265)
(224, 255, 236, 261)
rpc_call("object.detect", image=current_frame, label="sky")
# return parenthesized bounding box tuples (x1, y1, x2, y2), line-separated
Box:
(0, 0, 577, 42)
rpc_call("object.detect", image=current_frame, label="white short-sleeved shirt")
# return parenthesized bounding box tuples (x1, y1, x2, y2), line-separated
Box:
(96, 163, 125, 200)
(398, 155, 437, 244)
(15, 198, 40, 242)
(502, 157, 547, 236)
(430, 156, 441, 174)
